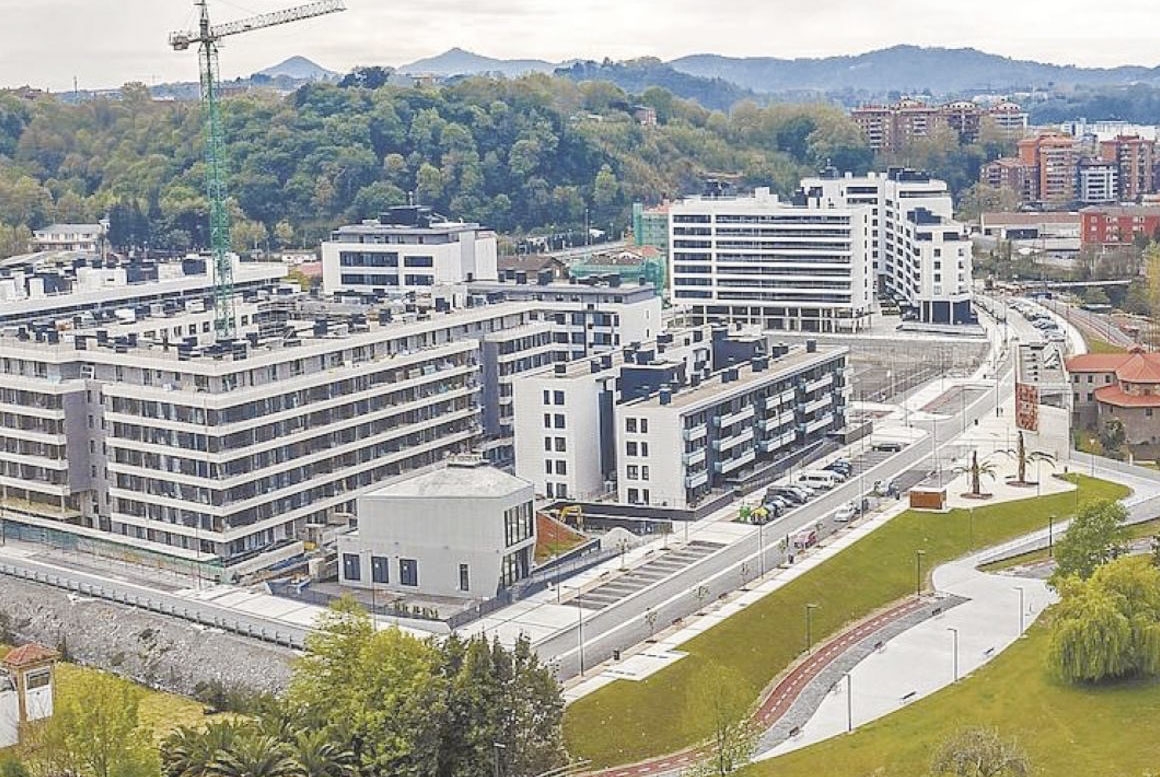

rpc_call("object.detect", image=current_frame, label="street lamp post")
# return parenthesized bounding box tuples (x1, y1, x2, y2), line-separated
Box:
(492, 742, 506, 777)
(576, 595, 585, 676)
(968, 506, 975, 549)
(1089, 439, 1097, 477)
(1048, 514, 1055, 558)
(845, 673, 853, 733)
(758, 520, 766, 578)
(1014, 586, 1025, 635)
(805, 603, 819, 654)
(947, 626, 959, 682)
(914, 550, 927, 598)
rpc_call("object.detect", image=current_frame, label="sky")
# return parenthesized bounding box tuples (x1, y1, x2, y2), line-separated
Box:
(3, 0, 1160, 92)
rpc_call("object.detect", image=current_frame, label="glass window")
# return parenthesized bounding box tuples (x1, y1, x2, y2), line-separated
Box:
(554, 390, 565, 405)
(371, 556, 389, 584)
(555, 437, 566, 452)
(342, 553, 361, 582)
(544, 437, 552, 452)
(459, 563, 470, 592)
(555, 460, 567, 475)
(626, 418, 638, 433)
(399, 558, 419, 587)
(554, 414, 566, 429)
(627, 441, 638, 456)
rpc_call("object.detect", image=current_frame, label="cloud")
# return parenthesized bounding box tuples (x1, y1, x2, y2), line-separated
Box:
(2, 0, 1160, 91)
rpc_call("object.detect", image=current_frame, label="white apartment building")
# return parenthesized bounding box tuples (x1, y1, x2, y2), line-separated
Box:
(668, 187, 873, 333)
(0, 268, 663, 575)
(31, 223, 105, 253)
(322, 207, 498, 295)
(467, 277, 662, 362)
(615, 342, 848, 509)
(1078, 161, 1119, 205)
(800, 169, 973, 325)
(338, 458, 535, 600)
(513, 326, 720, 501)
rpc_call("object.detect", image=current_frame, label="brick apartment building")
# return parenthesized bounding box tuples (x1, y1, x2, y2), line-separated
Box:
(1067, 349, 1160, 446)
(851, 100, 1028, 153)
(1080, 205, 1160, 247)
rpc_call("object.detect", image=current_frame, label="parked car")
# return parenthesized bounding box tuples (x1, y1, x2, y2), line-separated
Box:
(797, 470, 842, 489)
(872, 440, 905, 453)
(825, 460, 852, 477)
(768, 487, 805, 505)
(832, 502, 858, 523)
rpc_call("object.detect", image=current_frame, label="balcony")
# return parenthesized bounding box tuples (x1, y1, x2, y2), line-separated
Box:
(802, 396, 831, 415)
(712, 427, 755, 452)
(804, 413, 835, 435)
(685, 470, 710, 490)
(714, 406, 755, 428)
(683, 424, 708, 443)
(682, 449, 707, 467)
(757, 410, 796, 433)
(716, 448, 757, 475)
(805, 374, 835, 394)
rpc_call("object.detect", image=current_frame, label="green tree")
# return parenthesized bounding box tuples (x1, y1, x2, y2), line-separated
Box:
(681, 664, 756, 777)
(211, 734, 299, 777)
(1051, 499, 1131, 584)
(26, 669, 159, 777)
(1048, 556, 1160, 683)
(163, 720, 247, 777)
(929, 726, 1031, 777)
(1101, 418, 1127, 457)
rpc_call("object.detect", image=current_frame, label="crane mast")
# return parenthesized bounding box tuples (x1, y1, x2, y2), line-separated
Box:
(170, 0, 346, 339)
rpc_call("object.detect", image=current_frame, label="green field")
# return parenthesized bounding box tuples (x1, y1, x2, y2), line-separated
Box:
(563, 476, 1131, 768)
(1085, 338, 1127, 355)
(741, 619, 1160, 777)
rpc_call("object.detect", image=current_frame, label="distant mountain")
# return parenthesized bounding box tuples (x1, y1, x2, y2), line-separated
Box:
(669, 45, 1160, 96)
(399, 48, 558, 77)
(256, 56, 338, 82)
(555, 58, 754, 113)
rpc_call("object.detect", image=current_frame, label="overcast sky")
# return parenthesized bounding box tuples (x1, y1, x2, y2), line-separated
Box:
(3, 0, 1160, 92)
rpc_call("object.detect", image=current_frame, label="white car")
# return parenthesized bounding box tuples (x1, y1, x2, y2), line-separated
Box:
(832, 502, 858, 523)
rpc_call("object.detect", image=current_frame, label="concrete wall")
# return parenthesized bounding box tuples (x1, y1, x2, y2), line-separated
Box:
(342, 486, 535, 599)
(0, 683, 18, 749)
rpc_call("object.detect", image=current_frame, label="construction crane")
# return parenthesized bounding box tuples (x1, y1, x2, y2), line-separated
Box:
(169, 0, 346, 339)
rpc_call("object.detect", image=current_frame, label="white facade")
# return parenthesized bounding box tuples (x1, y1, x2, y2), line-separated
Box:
(338, 458, 535, 599)
(1078, 162, 1119, 205)
(801, 171, 973, 325)
(0, 268, 663, 574)
(32, 223, 105, 253)
(668, 188, 873, 333)
(322, 217, 498, 295)
(615, 344, 848, 510)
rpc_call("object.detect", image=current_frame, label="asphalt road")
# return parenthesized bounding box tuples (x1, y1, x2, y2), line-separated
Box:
(542, 350, 1012, 679)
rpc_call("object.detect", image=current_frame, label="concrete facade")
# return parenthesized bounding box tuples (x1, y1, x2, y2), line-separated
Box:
(337, 458, 535, 600)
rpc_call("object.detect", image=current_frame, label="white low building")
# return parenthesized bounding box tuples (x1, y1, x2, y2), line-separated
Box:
(338, 458, 535, 600)
(32, 223, 105, 253)
(321, 206, 498, 295)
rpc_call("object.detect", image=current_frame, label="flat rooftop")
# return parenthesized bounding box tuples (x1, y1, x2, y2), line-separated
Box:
(627, 345, 846, 412)
(368, 458, 531, 499)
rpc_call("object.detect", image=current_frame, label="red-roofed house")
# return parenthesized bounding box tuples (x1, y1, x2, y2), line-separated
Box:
(0, 643, 58, 748)
(1067, 348, 1160, 444)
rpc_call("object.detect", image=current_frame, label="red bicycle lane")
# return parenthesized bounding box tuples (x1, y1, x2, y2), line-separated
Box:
(586, 597, 929, 777)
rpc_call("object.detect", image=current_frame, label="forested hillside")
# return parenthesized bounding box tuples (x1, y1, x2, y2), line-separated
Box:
(0, 75, 872, 256)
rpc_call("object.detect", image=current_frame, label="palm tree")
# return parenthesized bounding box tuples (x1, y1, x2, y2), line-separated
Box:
(163, 721, 247, 777)
(210, 734, 301, 777)
(1003, 431, 1056, 485)
(290, 729, 356, 777)
(953, 450, 1000, 498)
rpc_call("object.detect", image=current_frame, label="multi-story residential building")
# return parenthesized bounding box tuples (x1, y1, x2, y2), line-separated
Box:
(800, 169, 973, 325)
(31, 224, 106, 253)
(321, 206, 498, 295)
(851, 100, 1027, 152)
(0, 268, 663, 576)
(1098, 135, 1157, 202)
(1018, 132, 1081, 206)
(512, 324, 768, 501)
(1080, 205, 1160, 247)
(466, 277, 662, 362)
(1077, 159, 1120, 205)
(615, 341, 848, 509)
(980, 157, 1037, 202)
(668, 187, 873, 333)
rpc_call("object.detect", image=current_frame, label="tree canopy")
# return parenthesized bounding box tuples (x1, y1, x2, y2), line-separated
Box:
(1050, 499, 1131, 585)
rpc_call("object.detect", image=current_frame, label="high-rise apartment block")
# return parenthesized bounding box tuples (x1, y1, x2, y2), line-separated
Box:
(851, 99, 1028, 153)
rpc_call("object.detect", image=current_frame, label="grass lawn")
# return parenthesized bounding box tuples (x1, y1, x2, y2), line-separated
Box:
(563, 475, 1130, 768)
(0, 647, 212, 743)
(1085, 338, 1126, 355)
(740, 618, 1160, 777)
(979, 517, 1160, 573)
